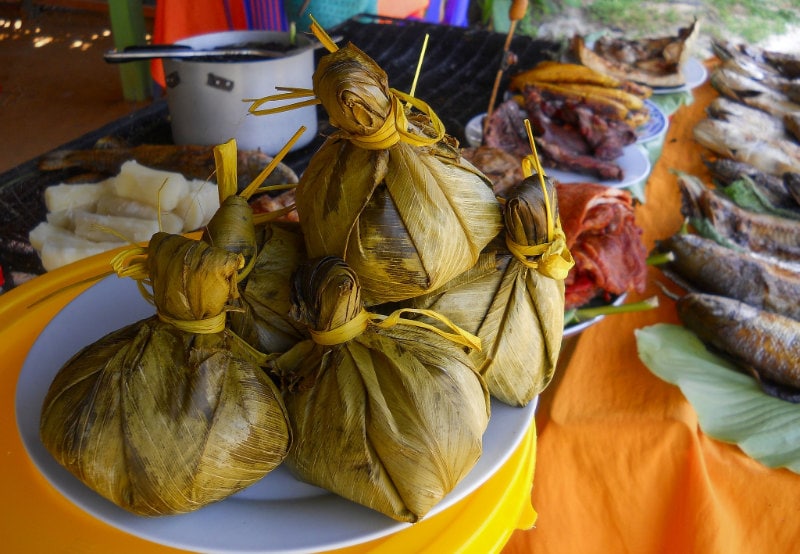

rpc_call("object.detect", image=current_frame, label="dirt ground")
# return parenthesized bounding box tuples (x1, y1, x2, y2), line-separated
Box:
(533, 3, 800, 59)
(0, 4, 153, 174)
(0, 2, 798, 176)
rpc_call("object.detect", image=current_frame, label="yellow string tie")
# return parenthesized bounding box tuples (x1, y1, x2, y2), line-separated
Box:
(309, 307, 482, 351)
(109, 244, 155, 303)
(342, 89, 445, 150)
(310, 16, 339, 53)
(246, 88, 320, 117)
(506, 228, 575, 281)
(157, 311, 227, 334)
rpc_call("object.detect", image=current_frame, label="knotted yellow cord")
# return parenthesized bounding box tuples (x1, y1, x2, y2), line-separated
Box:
(244, 15, 333, 117)
(157, 311, 227, 334)
(310, 16, 339, 53)
(110, 245, 154, 304)
(523, 119, 555, 242)
(246, 87, 320, 117)
(109, 243, 243, 336)
(505, 231, 573, 280)
(309, 307, 481, 351)
(243, 126, 306, 198)
(246, 17, 444, 151)
(505, 119, 574, 280)
(339, 88, 445, 150)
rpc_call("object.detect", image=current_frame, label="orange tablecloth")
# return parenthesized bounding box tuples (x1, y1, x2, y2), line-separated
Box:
(503, 70, 800, 553)
(4, 67, 799, 554)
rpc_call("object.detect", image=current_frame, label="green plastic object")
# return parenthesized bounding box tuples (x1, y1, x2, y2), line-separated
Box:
(109, 0, 152, 101)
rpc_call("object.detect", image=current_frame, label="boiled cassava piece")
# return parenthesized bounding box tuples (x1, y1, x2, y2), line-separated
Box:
(405, 156, 573, 406)
(248, 21, 503, 305)
(269, 256, 490, 522)
(205, 138, 307, 354)
(39, 232, 291, 516)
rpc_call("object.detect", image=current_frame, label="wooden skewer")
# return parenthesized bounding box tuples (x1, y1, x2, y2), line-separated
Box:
(483, 0, 529, 138)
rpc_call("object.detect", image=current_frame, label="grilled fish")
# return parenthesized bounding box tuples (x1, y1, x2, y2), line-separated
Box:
(786, 112, 800, 143)
(704, 157, 800, 212)
(693, 118, 800, 176)
(677, 292, 800, 400)
(715, 39, 800, 79)
(678, 172, 800, 262)
(705, 96, 787, 140)
(655, 232, 800, 320)
(710, 67, 800, 120)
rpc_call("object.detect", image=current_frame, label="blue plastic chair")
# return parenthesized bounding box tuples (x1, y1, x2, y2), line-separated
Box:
(424, 0, 469, 26)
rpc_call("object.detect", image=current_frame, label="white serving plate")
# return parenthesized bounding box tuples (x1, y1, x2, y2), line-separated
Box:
(465, 115, 651, 189)
(15, 275, 536, 554)
(651, 57, 708, 94)
(547, 144, 651, 189)
(636, 99, 668, 143)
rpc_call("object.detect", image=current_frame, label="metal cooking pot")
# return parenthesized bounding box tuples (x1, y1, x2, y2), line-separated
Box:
(162, 30, 318, 156)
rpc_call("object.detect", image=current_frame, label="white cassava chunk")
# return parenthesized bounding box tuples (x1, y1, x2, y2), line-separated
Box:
(112, 160, 189, 211)
(29, 221, 64, 252)
(44, 182, 107, 212)
(46, 207, 84, 231)
(29, 222, 122, 271)
(96, 193, 160, 219)
(71, 210, 182, 243)
(175, 179, 220, 232)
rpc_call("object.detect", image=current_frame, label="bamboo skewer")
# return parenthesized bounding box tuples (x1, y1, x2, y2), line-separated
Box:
(484, 0, 529, 137)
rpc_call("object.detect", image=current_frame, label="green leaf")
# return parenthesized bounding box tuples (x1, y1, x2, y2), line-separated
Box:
(636, 323, 800, 473)
(721, 177, 800, 221)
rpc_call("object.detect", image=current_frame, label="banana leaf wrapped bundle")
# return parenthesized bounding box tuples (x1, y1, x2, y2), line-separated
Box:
(269, 256, 490, 522)
(39, 232, 291, 516)
(248, 22, 503, 305)
(205, 138, 308, 354)
(229, 220, 309, 353)
(404, 154, 574, 406)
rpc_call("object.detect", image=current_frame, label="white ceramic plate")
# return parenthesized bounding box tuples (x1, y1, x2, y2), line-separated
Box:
(465, 115, 651, 189)
(636, 99, 668, 143)
(547, 144, 651, 189)
(15, 276, 536, 554)
(651, 58, 708, 94)
(465, 113, 485, 148)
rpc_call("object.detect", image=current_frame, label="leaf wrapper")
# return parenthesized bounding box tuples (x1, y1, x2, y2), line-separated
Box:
(271, 257, 490, 522)
(230, 222, 309, 354)
(40, 233, 291, 515)
(296, 44, 503, 305)
(403, 177, 568, 406)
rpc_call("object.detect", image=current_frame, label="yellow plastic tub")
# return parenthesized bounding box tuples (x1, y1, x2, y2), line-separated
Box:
(1, 250, 537, 553)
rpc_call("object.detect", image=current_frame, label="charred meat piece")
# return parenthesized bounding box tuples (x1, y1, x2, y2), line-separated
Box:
(461, 146, 524, 194)
(557, 182, 648, 309)
(483, 86, 635, 181)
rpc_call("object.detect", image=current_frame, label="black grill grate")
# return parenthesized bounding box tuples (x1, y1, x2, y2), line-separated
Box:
(0, 16, 561, 288)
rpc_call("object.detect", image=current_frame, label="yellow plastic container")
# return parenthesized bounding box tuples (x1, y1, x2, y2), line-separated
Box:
(1, 250, 537, 553)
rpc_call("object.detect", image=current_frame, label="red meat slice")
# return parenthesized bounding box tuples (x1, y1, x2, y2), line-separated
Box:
(557, 182, 648, 309)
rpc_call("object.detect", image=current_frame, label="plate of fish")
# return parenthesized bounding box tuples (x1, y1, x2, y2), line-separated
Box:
(636, 99, 668, 143)
(651, 58, 708, 94)
(15, 275, 537, 554)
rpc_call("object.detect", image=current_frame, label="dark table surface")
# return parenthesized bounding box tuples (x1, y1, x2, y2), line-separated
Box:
(0, 15, 561, 289)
